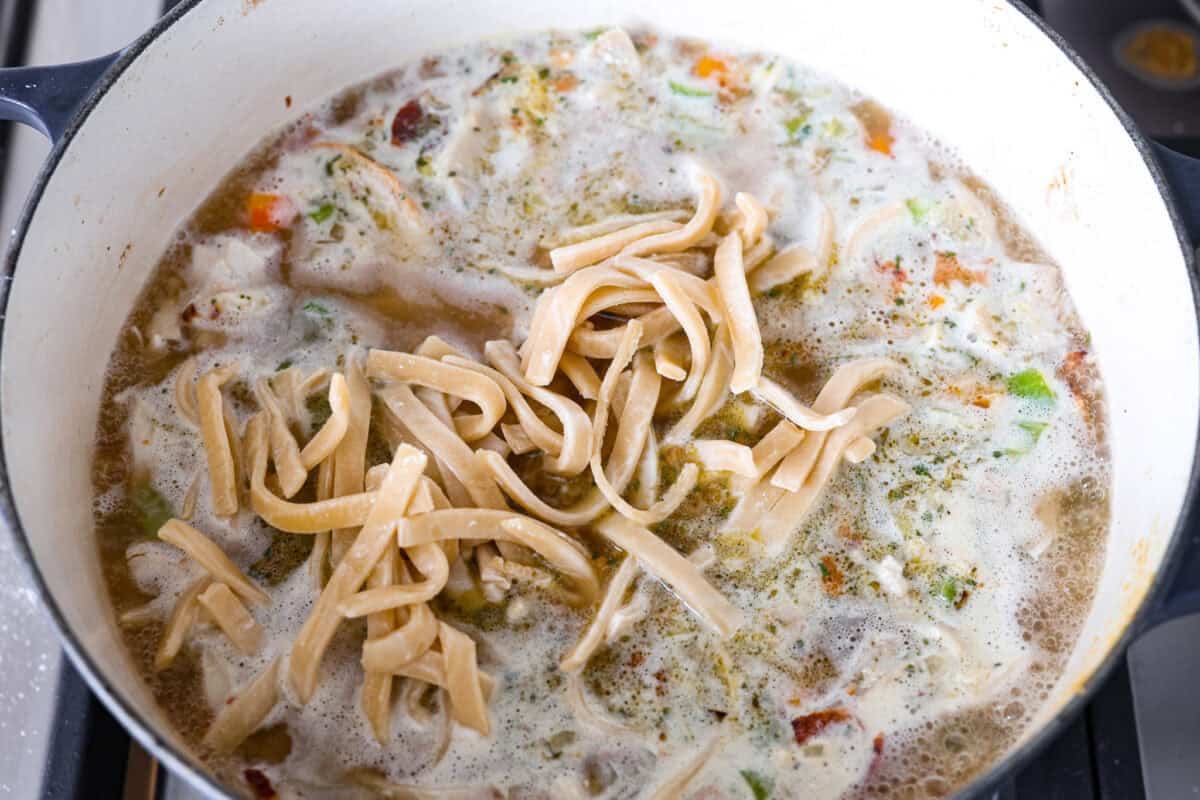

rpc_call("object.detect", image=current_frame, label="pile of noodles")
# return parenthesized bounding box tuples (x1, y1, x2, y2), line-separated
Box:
(143, 156, 908, 795)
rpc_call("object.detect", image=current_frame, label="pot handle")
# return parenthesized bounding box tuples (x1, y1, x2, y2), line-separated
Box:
(0, 52, 119, 143)
(1143, 141, 1200, 628)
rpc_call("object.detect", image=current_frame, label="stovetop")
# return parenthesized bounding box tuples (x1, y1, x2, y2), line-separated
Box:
(0, 1, 1197, 798)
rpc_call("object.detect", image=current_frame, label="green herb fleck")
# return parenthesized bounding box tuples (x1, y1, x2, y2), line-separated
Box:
(538, 66, 551, 79)
(1018, 420, 1049, 442)
(905, 197, 929, 223)
(784, 114, 810, 140)
(1006, 369, 1055, 402)
(821, 116, 846, 137)
(415, 155, 434, 176)
(740, 770, 772, 800)
(817, 561, 830, 578)
(130, 483, 173, 537)
(302, 300, 331, 316)
(913, 464, 930, 477)
(499, 75, 518, 84)
(584, 28, 605, 40)
(308, 203, 334, 224)
(669, 80, 712, 98)
(324, 154, 341, 176)
(275, 359, 293, 371)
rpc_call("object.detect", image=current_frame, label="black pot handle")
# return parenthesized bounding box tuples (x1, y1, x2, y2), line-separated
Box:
(0, 52, 119, 143)
(1142, 141, 1200, 629)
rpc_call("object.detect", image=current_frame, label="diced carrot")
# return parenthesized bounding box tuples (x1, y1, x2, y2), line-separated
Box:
(933, 252, 986, 287)
(791, 708, 853, 745)
(246, 193, 294, 233)
(972, 396, 991, 409)
(695, 55, 727, 78)
(819, 555, 844, 596)
(929, 294, 945, 309)
(867, 132, 895, 157)
(553, 73, 579, 93)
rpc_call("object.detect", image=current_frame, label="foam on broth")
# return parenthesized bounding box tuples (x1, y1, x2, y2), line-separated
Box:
(92, 28, 1109, 799)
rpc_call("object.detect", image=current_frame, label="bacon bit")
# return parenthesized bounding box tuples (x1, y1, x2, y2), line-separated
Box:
(852, 100, 895, 158)
(180, 303, 199, 323)
(1058, 350, 1097, 424)
(695, 55, 727, 78)
(246, 193, 295, 233)
(933, 251, 987, 287)
(928, 294, 945, 309)
(553, 72, 579, 93)
(791, 707, 852, 745)
(244, 769, 277, 799)
(819, 556, 844, 596)
(390, 98, 425, 145)
(284, 95, 292, 109)
(873, 733, 885, 755)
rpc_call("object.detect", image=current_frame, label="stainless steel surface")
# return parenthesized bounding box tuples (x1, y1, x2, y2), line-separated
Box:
(1129, 614, 1200, 798)
(0, 2, 159, 797)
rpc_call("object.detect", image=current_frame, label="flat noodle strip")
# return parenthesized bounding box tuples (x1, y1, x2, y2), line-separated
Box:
(714, 233, 763, 394)
(560, 557, 639, 672)
(748, 242, 817, 295)
(523, 266, 644, 386)
(692, 440, 757, 477)
(759, 394, 910, 553)
(391, 650, 496, 700)
(620, 173, 722, 258)
(300, 374, 351, 470)
(549, 218, 682, 275)
(595, 514, 743, 638)
(844, 436, 876, 463)
(247, 414, 377, 533)
(366, 350, 506, 441)
(749, 420, 805, 478)
(771, 358, 900, 490)
(484, 341, 592, 476)
(332, 356, 372, 565)
(566, 673, 639, 736)
(500, 422, 537, 455)
(154, 577, 211, 670)
(577, 287, 662, 321)
(665, 326, 733, 444)
(568, 306, 680, 359)
(633, 428, 660, 508)
(544, 208, 689, 248)
(363, 537, 398, 744)
(254, 378, 307, 498)
(415, 334, 467, 362)
(743, 232, 775, 271)
(447, 357, 564, 457)
(438, 622, 490, 735)
(174, 357, 199, 426)
(398, 510, 598, 604)
(653, 334, 689, 382)
(309, 458, 334, 587)
(339, 544, 449, 617)
(157, 519, 269, 606)
(197, 365, 238, 515)
(646, 270, 709, 404)
(197, 582, 262, 655)
(735, 191, 768, 246)
(478, 450, 606, 527)
(614, 255, 724, 319)
(380, 383, 507, 508)
(180, 468, 201, 521)
(751, 375, 856, 432)
(203, 657, 280, 753)
(477, 432, 510, 457)
(290, 444, 427, 703)
(362, 602, 440, 673)
(558, 351, 601, 400)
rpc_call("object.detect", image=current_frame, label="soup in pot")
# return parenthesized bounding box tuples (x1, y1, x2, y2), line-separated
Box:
(92, 27, 1110, 799)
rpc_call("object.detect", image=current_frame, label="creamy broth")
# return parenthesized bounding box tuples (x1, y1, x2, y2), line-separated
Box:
(93, 28, 1109, 799)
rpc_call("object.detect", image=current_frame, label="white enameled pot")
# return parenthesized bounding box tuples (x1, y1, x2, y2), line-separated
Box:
(1, 1, 1198, 797)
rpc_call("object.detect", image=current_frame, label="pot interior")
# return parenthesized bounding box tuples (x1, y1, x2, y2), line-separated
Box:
(2, 0, 1194, 791)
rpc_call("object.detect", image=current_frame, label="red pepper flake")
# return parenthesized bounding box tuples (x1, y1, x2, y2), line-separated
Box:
(791, 707, 852, 745)
(180, 303, 198, 323)
(873, 733, 885, 755)
(653, 668, 668, 697)
(933, 251, 986, 287)
(284, 95, 292, 108)
(876, 258, 908, 292)
(243, 769, 277, 799)
(628, 651, 645, 668)
(819, 555, 844, 596)
(391, 98, 425, 145)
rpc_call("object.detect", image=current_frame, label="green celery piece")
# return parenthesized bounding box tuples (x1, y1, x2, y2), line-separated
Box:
(1006, 369, 1054, 402)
